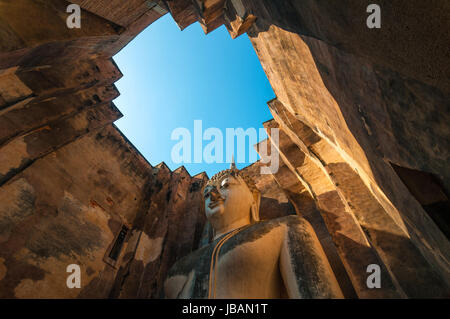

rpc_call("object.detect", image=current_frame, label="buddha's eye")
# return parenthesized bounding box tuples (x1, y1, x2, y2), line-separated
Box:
(220, 180, 229, 189)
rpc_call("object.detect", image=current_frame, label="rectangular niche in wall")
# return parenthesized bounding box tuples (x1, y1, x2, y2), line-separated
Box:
(391, 163, 450, 240)
(104, 225, 129, 267)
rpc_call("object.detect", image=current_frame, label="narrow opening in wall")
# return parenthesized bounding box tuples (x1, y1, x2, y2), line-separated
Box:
(391, 163, 450, 240)
(109, 225, 129, 261)
(113, 14, 275, 178)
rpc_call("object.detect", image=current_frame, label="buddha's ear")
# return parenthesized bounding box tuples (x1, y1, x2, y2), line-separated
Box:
(199, 220, 214, 247)
(250, 192, 261, 222)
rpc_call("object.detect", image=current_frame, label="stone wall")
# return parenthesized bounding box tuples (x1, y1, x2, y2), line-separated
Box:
(0, 0, 170, 298)
(0, 124, 151, 298)
(244, 0, 450, 297)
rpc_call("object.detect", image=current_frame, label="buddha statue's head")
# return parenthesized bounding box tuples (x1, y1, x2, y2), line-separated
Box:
(202, 162, 261, 241)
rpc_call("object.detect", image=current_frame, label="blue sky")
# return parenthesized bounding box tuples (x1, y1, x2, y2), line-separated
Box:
(113, 14, 275, 177)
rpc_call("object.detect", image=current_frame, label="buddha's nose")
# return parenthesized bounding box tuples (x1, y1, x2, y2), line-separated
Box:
(209, 188, 220, 201)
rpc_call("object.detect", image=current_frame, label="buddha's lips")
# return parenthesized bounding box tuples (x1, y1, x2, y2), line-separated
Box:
(208, 200, 223, 209)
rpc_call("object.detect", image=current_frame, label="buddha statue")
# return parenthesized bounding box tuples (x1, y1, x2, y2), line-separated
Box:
(163, 162, 343, 299)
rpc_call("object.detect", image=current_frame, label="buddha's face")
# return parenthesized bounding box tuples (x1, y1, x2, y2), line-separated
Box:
(203, 175, 254, 225)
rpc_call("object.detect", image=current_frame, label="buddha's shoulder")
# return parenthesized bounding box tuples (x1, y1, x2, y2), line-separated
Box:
(166, 242, 214, 278)
(255, 214, 312, 230)
(166, 216, 311, 277)
(227, 215, 311, 245)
